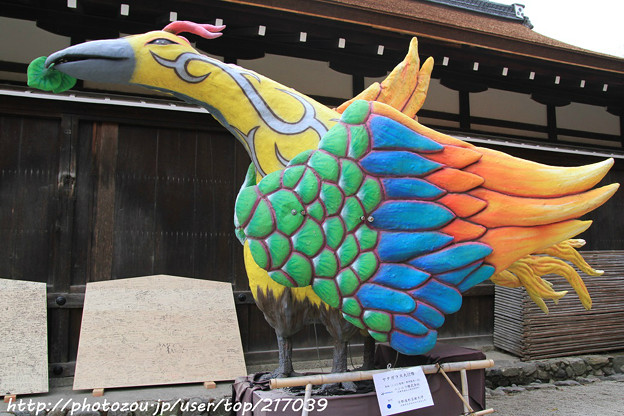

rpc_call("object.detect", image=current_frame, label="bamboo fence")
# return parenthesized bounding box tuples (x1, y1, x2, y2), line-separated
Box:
(494, 251, 624, 360)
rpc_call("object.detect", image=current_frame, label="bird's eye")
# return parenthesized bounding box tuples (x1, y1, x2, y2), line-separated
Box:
(291, 209, 298, 216)
(147, 38, 178, 46)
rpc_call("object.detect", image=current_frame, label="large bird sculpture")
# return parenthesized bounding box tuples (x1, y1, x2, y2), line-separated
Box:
(34, 21, 429, 382)
(31, 21, 616, 375)
(235, 100, 618, 354)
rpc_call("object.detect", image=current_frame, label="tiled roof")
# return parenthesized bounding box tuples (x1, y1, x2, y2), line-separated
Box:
(323, 0, 622, 70)
(222, 0, 623, 73)
(425, 0, 533, 28)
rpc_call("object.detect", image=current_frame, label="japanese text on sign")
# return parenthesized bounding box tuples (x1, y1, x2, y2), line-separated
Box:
(372, 366, 434, 416)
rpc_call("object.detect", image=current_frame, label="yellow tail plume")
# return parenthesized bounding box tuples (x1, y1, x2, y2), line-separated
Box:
(336, 38, 433, 119)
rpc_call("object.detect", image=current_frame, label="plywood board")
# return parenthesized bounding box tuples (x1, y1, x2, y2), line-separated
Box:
(73, 275, 247, 390)
(0, 278, 48, 396)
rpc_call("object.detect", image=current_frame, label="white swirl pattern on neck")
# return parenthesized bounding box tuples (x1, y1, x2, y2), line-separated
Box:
(151, 51, 329, 137)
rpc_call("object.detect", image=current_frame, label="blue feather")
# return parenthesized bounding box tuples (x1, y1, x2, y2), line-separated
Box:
(411, 280, 463, 314)
(458, 265, 496, 292)
(394, 315, 428, 335)
(361, 151, 441, 177)
(390, 330, 438, 355)
(378, 231, 453, 262)
(382, 178, 446, 199)
(371, 201, 454, 231)
(369, 116, 444, 152)
(436, 262, 482, 285)
(357, 283, 416, 313)
(409, 243, 493, 274)
(412, 303, 445, 328)
(370, 264, 430, 289)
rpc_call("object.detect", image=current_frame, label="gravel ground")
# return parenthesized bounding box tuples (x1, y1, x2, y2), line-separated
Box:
(488, 380, 624, 416)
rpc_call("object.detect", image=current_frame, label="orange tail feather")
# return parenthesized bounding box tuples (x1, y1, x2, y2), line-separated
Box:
(480, 220, 593, 273)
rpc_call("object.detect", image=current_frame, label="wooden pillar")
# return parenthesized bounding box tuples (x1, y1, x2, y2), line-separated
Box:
(546, 104, 557, 141)
(531, 94, 571, 142)
(54, 115, 78, 292)
(353, 74, 365, 96)
(49, 114, 78, 368)
(459, 90, 471, 131)
(439, 78, 487, 133)
(89, 123, 119, 283)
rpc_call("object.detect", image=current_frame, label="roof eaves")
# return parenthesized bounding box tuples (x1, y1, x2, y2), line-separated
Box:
(221, 0, 622, 74)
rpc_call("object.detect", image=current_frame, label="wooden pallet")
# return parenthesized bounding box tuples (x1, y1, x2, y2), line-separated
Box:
(494, 251, 624, 360)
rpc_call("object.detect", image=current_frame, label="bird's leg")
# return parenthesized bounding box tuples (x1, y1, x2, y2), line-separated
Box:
(360, 336, 376, 371)
(321, 340, 357, 393)
(260, 334, 298, 380)
(275, 334, 296, 378)
(331, 340, 349, 373)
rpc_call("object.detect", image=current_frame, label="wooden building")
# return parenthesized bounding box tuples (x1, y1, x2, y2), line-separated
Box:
(0, 0, 622, 378)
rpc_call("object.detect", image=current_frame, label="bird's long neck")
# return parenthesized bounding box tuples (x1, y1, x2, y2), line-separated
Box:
(141, 51, 339, 176)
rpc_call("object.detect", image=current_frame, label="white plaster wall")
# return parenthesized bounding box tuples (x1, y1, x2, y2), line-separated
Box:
(239, 54, 352, 99)
(557, 102, 620, 135)
(421, 78, 459, 114)
(364, 74, 388, 88)
(1, 17, 70, 63)
(470, 88, 546, 125)
(418, 117, 460, 129)
(471, 124, 548, 139)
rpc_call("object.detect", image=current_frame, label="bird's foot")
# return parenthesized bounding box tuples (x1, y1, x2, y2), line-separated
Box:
(319, 381, 357, 394)
(258, 369, 302, 382)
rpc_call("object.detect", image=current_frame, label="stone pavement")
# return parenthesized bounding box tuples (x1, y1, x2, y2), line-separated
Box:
(1, 348, 623, 416)
(484, 348, 624, 391)
(487, 378, 624, 416)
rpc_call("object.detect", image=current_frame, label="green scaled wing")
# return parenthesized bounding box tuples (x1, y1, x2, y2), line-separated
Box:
(235, 100, 496, 356)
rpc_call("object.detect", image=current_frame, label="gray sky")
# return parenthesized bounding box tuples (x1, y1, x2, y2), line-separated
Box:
(502, 0, 624, 58)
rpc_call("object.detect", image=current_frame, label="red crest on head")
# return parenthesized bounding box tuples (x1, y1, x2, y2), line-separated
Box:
(163, 21, 226, 40)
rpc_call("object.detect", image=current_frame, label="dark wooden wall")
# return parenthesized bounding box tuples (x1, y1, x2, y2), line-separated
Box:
(1, 96, 252, 376)
(1, 95, 621, 377)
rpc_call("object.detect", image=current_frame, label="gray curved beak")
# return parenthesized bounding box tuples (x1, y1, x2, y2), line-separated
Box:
(45, 38, 135, 84)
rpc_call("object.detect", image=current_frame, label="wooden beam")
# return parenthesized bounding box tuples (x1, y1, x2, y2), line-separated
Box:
(47, 292, 84, 308)
(0, 60, 28, 73)
(89, 123, 119, 283)
(46, 290, 261, 308)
